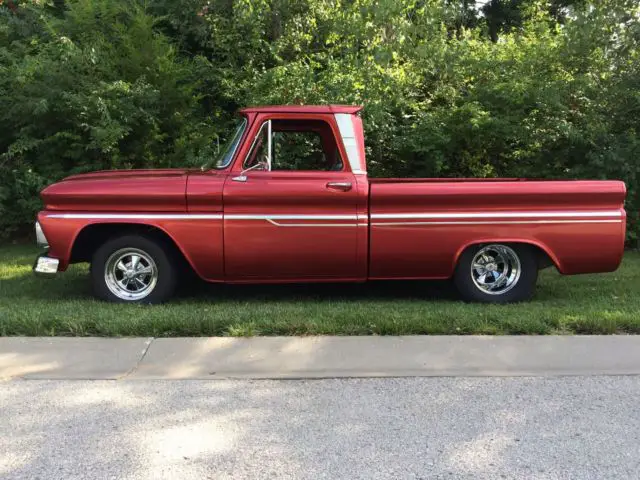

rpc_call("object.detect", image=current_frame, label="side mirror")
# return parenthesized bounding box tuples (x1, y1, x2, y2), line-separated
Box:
(232, 161, 267, 182)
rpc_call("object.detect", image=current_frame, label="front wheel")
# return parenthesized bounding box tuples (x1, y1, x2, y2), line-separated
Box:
(454, 244, 538, 303)
(91, 235, 177, 304)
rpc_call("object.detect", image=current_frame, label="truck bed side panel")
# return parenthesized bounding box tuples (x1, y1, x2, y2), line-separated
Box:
(369, 180, 626, 278)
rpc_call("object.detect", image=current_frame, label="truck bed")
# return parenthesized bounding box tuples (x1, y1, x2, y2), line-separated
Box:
(368, 179, 626, 279)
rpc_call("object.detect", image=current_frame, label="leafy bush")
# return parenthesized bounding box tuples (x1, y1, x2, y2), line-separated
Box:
(0, 0, 215, 236)
(1, 0, 638, 243)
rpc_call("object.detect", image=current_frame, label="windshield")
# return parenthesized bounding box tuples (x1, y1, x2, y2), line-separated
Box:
(213, 118, 248, 169)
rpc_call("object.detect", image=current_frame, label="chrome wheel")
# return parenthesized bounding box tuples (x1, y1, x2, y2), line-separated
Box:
(104, 248, 158, 301)
(470, 245, 521, 295)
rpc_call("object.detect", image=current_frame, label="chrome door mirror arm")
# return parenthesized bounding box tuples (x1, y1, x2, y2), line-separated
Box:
(232, 162, 266, 182)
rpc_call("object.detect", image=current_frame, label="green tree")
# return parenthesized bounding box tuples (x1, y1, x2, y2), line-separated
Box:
(0, 0, 638, 243)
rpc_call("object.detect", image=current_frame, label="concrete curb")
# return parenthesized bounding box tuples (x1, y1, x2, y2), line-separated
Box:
(2, 336, 640, 380)
(0, 337, 153, 379)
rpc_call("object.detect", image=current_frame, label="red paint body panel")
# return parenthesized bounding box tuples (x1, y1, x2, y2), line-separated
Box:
(240, 105, 363, 115)
(186, 171, 226, 213)
(223, 170, 366, 280)
(368, 178, 626, 208)
(37, 212, 224, 280)
(369, 180, 626, 277)
(41, 169, 189, 212)
(35, 105, 627, 286)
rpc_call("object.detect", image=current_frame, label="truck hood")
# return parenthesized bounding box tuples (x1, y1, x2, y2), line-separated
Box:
(41, 168, 194, 212)
(61, 168, 193, 182)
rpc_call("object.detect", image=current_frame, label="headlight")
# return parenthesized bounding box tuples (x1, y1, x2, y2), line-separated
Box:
(35, 221, 49, 248)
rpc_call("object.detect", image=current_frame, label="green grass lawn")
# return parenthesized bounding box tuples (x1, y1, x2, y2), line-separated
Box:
(1, 244, 639, 336)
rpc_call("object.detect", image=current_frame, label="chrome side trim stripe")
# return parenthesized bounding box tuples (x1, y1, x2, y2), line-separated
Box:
(372, 220, 623, 226)
(266, 219, 368, 227)
(45, 211, 623, 223)
(226, 214, 358, 220)
(46, 213, 223, 220)
(44, 213, 364, 223)
(371, 210, 622, 219)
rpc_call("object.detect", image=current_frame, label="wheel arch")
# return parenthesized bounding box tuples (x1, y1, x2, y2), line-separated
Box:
(69, 222, 201, 278)
(453, 239, 562, 273)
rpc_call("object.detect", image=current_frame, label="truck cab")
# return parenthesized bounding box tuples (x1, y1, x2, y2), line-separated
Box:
(208, 106, 369, 281)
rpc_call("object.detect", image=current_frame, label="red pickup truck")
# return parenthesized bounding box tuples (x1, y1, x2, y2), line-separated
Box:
(33, 105, 626, 304)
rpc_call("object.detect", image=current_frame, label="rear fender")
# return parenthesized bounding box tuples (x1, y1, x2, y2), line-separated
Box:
(453, 239, 562, 273)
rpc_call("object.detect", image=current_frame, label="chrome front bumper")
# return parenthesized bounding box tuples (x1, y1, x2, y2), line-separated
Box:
(33, 254, 59, 275)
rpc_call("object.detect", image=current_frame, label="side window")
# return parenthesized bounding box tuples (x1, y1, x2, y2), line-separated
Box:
(243, 119, 344, 172)
(272, 130, 330, 171)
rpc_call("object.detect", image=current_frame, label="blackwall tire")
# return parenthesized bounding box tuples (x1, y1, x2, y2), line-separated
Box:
(90, 235, 177, 304)
(454, 243, 538, 303)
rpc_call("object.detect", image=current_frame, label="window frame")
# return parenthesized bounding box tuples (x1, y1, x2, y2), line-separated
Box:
(214, 118, 248, 170)
(243, 120, 272, 171)
(242, 118, 345, 173)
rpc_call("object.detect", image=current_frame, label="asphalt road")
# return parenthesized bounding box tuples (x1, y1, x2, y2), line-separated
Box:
(2, 377, 640, 480)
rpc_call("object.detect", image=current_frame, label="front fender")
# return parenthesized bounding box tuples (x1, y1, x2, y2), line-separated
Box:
(36, 213, 224, 281)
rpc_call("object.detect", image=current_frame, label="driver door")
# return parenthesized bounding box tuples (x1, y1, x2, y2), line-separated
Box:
(223, 116, 362, 280)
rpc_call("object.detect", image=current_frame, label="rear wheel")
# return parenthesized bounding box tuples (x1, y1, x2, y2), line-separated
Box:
(90, 235, 177, 304)
(454, 244, 537, 303)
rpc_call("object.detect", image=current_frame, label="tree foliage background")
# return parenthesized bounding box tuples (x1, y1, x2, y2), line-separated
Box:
(1, 0, 638, 242)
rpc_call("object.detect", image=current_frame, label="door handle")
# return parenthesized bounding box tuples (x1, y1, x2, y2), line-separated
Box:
(326, 182, 352, 192)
